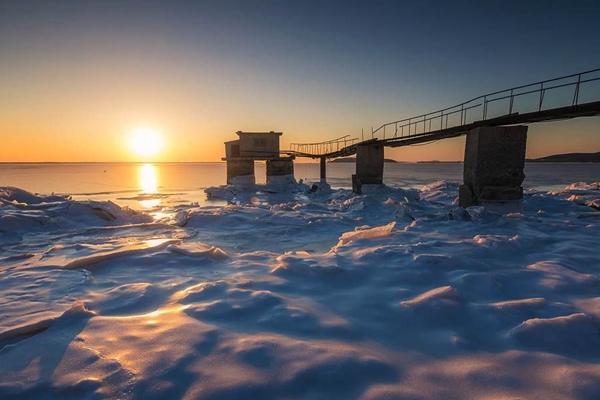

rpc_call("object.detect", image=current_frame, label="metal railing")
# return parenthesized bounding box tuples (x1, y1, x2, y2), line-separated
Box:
(370, 67, 600, 141)
(289, 135, 358, 156)
(287, 67, 600, 157)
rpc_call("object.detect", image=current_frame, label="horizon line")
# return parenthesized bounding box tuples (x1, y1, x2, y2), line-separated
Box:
(0, 160, 464, 164)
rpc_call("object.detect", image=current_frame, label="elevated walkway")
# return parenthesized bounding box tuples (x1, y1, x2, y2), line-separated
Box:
(285, 68, 600, 158)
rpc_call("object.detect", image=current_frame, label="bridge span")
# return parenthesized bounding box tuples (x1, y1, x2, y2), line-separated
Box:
(225, 68, 600, 206)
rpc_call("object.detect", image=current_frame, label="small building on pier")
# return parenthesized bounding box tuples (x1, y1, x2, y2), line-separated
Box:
(223, 131, 294, 186)
(225, 131, 282, 160)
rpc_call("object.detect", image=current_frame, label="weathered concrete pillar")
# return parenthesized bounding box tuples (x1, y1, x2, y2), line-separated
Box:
(459, 125, 528, 207)
(266, 158, 295, 185)
(226, 159, 255, 186)
(320, 157, 326, 182)
(353, 143, 384, 193)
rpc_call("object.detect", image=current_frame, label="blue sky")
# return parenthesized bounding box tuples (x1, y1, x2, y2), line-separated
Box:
(1, 0, 599, 161)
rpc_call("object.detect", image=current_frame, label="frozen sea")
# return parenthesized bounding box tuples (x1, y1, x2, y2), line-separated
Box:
(1, 162, 599, 399)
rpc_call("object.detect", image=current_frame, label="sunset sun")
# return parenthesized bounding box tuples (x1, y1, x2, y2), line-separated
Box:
(129, 127, 164, 158)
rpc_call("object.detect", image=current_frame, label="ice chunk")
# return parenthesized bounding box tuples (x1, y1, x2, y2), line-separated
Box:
(399, 285, 459, 308)
(420, 180, 459, 204)
(63, 238, 178, 269)
(0, 187, 152, 234)
(335, 221, 396, 247)
(552, 181, 600, 210)
(527, 261, 597, 290)
(0, 186, 66, 205)
(0, 302, 94, 344)
(168, 242, 228, 259)
(510, 313, 600, 356)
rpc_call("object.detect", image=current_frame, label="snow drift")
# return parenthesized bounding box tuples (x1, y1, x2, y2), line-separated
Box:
(1, 182, 599, 399)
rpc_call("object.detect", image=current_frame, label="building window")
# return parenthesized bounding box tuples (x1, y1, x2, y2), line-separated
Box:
(254, 138, 267, 147)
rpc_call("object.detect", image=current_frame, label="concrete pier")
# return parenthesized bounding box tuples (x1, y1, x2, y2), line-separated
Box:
(352, 143, 384, 193)
(320, 157, 326, 182)
(226, 159, 255, 186)
(459, 125, 528, 207)
(266, 158, 295, 185)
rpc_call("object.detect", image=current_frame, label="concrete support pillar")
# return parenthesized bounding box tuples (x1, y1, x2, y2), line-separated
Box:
(352, 143, 384, 193)
(320, 157, 326, 182)
(266, 158, 295, 185)
(226, 159, 255, 186)
(459, 125, 528, 207)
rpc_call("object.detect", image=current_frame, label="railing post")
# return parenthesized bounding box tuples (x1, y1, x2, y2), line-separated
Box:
(573, 73, 581, 106)
(539, 82, 545, 111)
(509, 89, 514, 114)
(483, 96, 487, 120)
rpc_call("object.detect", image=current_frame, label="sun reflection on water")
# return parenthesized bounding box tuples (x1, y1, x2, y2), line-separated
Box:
(138, 164, 161, 208)
(140, 164, 158, 193)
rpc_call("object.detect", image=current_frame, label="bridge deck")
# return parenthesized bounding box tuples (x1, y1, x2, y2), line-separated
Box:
(285, 68, 600, 159)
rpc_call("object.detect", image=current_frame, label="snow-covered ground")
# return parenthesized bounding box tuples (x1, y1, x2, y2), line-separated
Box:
(1, 181, 599, 399)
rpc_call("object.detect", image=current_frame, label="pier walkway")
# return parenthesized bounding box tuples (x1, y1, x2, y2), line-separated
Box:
(286, 68, 600, 159)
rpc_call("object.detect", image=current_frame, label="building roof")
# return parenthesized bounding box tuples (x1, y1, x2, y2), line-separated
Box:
(236, 131, 283, 136)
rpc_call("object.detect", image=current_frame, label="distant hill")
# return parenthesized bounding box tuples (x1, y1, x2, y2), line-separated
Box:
(528, 152, 600, 163)
(330, 157, 399, 163)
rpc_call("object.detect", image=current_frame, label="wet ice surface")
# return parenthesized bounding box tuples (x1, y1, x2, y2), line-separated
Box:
(1, 182, 599, 400)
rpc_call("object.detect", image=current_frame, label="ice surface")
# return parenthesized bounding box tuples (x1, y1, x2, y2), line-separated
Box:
(1, 184, 599, 399)
(552, 181, 600, 209)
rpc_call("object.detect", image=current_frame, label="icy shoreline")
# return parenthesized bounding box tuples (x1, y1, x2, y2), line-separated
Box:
(1, 182, 599, 399)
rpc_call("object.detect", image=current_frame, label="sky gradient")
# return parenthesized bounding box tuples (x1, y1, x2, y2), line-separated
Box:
(1, 0, 600, 162)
